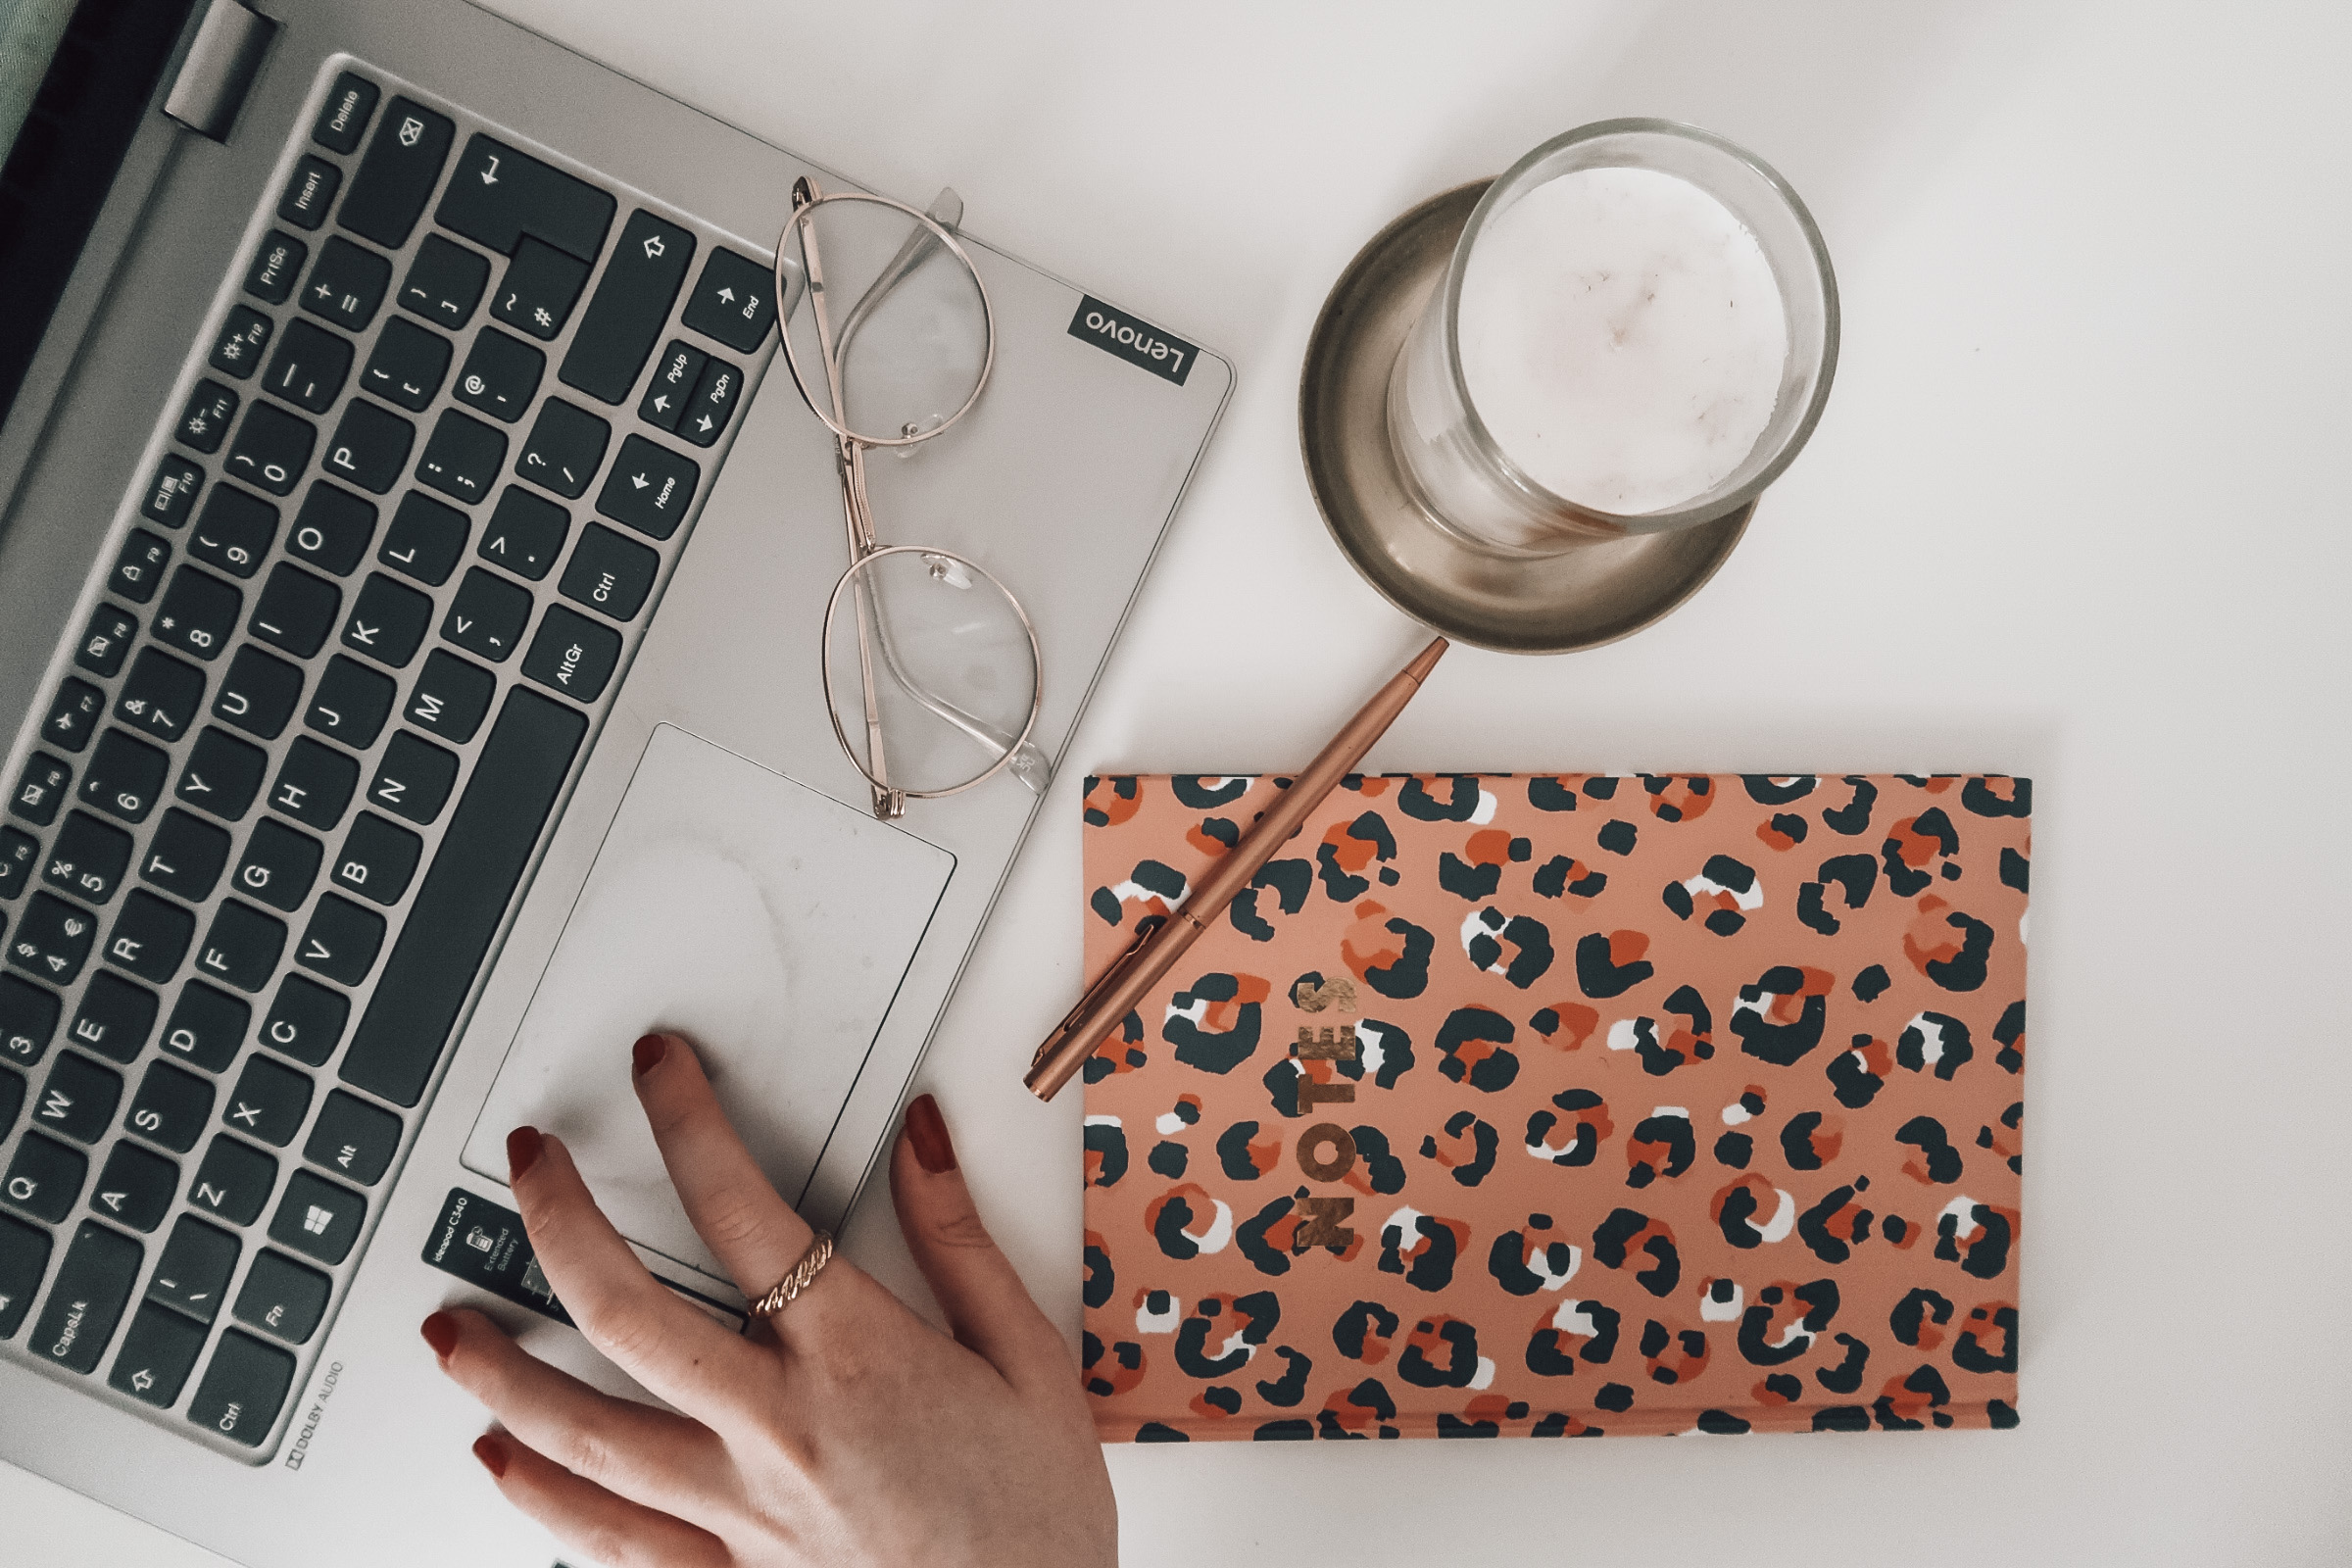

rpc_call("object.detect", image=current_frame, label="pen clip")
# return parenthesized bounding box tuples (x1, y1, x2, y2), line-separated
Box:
(1033, 916, 1165, 1071)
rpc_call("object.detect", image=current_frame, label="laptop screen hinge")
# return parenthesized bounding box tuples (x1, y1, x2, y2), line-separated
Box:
(162, 0, 276, 142)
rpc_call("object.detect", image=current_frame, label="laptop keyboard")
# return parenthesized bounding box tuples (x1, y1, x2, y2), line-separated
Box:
(0, 62, 773, 1458)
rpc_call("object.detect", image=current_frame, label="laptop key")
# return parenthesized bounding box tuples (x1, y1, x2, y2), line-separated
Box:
(249, 561, 344, 658)
(174, 380, 238, 454)
(225, 400, 318, 496)
(295, 895, 384, 986)
(233, 818, 322, 912)
(341, 572, 434, 667)
(560, 522, 659, 622)
(311, 71, 377, 156)
(287, 483, 378, 575)
(401, 232, 491, 328)
(215, 645, 306, 740)
(261, 318, 354, 415)
(241, 230, 307, 307)
(208, 306, 272, 380)
(0, 1213, 51, 1337)
(368, 732, 459, 824)
(4, 1132, 86, 1223)
(147, 1214, 237, 1321)
(127, 1060, 216, 1155)
(455, 326, 544, 422)
(111, 1300, 207, 1405)
(196, 902, 288, 994)
(416, 407, 508, 505)
(90, 1141, 177, 1233)
(304, 236, 393, 332)
(154, 564, 241, 662)
(261, 975, 348, 1067)
(233, 1250, 331, 1344)
(11, 892, 95, 984)
(70, 972, 157, 1064)
(404, 650, 494, 743)
(341, 688, 584, 1105)
(0, 973, 60, 1066)
(31, 1052, 120, 1144)
(175, 726, 269, 821)
(562, 210, 694, 404)
(322, 398, 416, 494)
(379, 491, 470, 585)
(192, 481, 283, 581)
(270, 1170, 365, 1265)
(437, 133, 616, 262)
(159, 980, 249, 1074)
(12, 753, 74, 826)
(189, 1136, 276, 1225)
(117, 648, 207, 742)
(270, 738, 360, 831)
(189, 1328, 296, 1446)
(521, 604, 622, 703)
(678, 355, 740, 448)
(304, 1090, 400, 1185)
(45, 812, 132, 904)
(493, 237, 591, 342)
(339, 97, 453, 249)
(362, 316, 453, 412)
(0, 1063, 19, 1127)
(75, 606, 140, 677)
(79, 729, 169, 826)
(597, 434, 698, 539)
(0, 827, 36, 899)
(142, 457, 204, 528)
(477, 486, 568, 580)
(683, 247, 779, 354)
(304, 656, 395, 747)
(638, 340, 705, 431)
(30, 1219, 140, 1372)
(109, 528, 172, 603)
(332, 813, 422, 906)
(516, 398, 610, 499)
(105, 891, 196, 984)
(441, 566, 531, 662)
(140, 809, 231, 902)
(277, 155, 343, 231)
(224, 1054, 314, 1146)
(41, 677, 105, 753)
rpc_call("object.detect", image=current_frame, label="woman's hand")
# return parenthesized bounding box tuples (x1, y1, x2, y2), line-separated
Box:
(419, 1032, 1115, 1567)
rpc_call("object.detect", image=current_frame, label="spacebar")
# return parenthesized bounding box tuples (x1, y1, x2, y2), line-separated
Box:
(340, 687, 588, 1107)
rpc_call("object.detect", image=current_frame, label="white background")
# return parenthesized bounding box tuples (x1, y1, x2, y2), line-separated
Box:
(12, 0, 2350, 1562)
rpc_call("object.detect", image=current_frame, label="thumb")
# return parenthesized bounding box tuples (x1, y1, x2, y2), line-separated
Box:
(888, 1094, 1071, 1392)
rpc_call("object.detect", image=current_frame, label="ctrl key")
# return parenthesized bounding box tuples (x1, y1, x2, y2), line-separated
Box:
(189, 1327, 296, 1446)
(28, 1218, 140, 1373)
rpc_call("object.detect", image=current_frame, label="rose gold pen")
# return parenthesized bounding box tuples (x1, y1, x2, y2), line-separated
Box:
(1025, 635, 1449, 1102)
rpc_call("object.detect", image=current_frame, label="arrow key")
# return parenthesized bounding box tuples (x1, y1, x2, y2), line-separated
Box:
(683, 247, 778, 354)
(110, 1300, 208, 1405)
(637, 340, 705, 432)
(678, 352, 741, 449)
(90, 1141, 177, 1233)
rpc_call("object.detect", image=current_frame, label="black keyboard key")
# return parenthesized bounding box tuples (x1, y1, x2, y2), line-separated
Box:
(0, 1063, 19, 1127)
(41, 676, 105, 753)
(0, 827, 35, 899)
(90, 1141, 176, 1233)
(74, 605, 139, 676)
(12, 753, 74, 826)
(154, 564, 242, 662)
(234, 818, 321, 913)
(261, 975, 347, 1067)
(404, 649, 494, 743)
(516, 397, 609, 499)
(0, 1212, 51, 1337)
(638, 340, 705, 431)
(340, 572, 433, 667)
(322, 398, 415, 494)
(109, 528, 172, 603)
(196, 901, 287, 994)
(224, 1054, 313, 1147)
(224, 400, 318, 497)
(208, 305, 272, 380)
(339, 96, 452, 249)
(104, 890, 195, 983)
(111, 1300, 207, 1405)
(4, 1131, 85, 1222)
(304, 656, 395, 747)
(29, 1219, 140, 1372)
(493, 237, 591, 342)
(678, 354, 741, 448)
(436, 133, 616, 261)
(332, 812, 422, 906)
(296, 895, 383, 986)
(69, 972, 157, 1064)
(233, 1250, 331, 1344)
(45, 811, 132, 905)
(117, 647, 207, 741)
(379, 490, 470, 585)
(260, 317, 353, 415)
(360, 315, 451, 413)
(148, 1213, 237, 1320)
(189, 1136, 275, 1224)
(30, 1052, 119, 1144)
(242, 230, 307, 306)
(416, 407, 507, 505)
(81, 726, 169, 825)
(342, 689, 584, 1105)
(596, 433, 699, 539)
(141, 809, 230, 902)
(287, 483, 377, 575)
(189, 1328, 296, 1446)
(441, 565, 531, 662)
(277, 154, 342, 231)
(455, 326, 544, 422)
(10, 892, 95, 984)
(175, 726, 269, 821)
(248, 561, 343, 657)
(477, 486, 567, 580)
(683, 248, 779, 353)
(270, 1169, 365, 1266)
(367, 731, 458, 824)
(161, 980, 249, 1074)
(400, 232, 490, 328)
(560, 522, 659, 622)
(142, 457, 205, 528)
(311, 71, 377, 155)
(303, 235, 393, 332)
(214, 645, 306, 740)
(305, 1091, 399, 1185)
(175, 379, 238, 454)
(0, 974, 60, 1068)
(522, 604, 622, 703)
(562, 210, 695, 404)
(269, 737, 359, 831)
(128, 1060, 216, 1154)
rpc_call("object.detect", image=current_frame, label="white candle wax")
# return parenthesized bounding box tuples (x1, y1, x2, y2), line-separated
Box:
(1456, 165, 1788, 515)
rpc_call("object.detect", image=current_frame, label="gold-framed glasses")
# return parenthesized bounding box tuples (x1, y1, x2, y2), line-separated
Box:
(773, 177, 1047, 820)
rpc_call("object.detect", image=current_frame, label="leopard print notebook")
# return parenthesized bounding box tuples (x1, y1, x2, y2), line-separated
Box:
(1079, 773, 2028, 1440)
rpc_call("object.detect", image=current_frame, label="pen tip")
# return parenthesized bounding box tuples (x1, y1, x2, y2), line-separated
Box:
(1404, 635, 1448, 682)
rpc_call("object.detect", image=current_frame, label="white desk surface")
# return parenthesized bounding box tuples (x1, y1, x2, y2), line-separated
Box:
(13, 0, 2350, 1562)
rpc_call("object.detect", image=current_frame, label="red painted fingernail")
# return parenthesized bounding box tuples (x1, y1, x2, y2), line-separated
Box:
(472, 1433, 509, 1480)
(632, 1032, 667, 1077)
(906, 1093, 956, 1174)
(420, 1310, 459, 1360)
(507, 1125, 543, 1181)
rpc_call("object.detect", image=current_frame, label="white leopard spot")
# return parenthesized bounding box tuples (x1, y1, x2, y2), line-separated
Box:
(1470, 789, 1498, 825)
(1469, 1355, 1496, 1390)
(1135, 1295, 1182, 1334)
(1154, 1111, 1186, 1136)
(1721, 1102, 1752, 1126)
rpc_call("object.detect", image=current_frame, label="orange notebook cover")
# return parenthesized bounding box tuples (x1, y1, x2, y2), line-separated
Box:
(1079, 773, 2027, 1440)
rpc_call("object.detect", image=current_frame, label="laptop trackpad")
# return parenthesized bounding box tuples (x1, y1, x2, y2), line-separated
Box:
(461, 723, 954, 1283)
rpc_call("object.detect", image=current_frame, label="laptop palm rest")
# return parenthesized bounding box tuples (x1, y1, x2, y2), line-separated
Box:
(460, 723, 954, 1285)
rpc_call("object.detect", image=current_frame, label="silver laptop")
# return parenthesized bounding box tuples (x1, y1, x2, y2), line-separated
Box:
(0, 0, 1227, 1560)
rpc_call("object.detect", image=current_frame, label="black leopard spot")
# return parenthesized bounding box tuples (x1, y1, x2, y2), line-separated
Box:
(2000, 846, 2030, 892)
(1732, 966, 1827, 1064)
(1596, 819, 1638, 855)
(1332, 1299, 1400, 1361)
(1575, 931, 1654, 998)
(1822, 776, 1878, 836)
(1422, 1109, 1499, 1187)
(1200, 1385, 1243, 1414)
(1815, 1333, 1870, 1395)
(1234, 1195, 1295, 1277)
(1171, 776, 1250, 808)
(1529, 778, 1580, 811)
(1625, 1112, 1695, 1189)
(1528, 1088, 1608, 1167)
(1874, 1363, 1954, 1431)
(1797, 1184, 1873, 1264)
(1083, 1236, 1114, 1308)
(1356, 1018, 1416, 1089)
(1883, 807, 1960, 897)
(1316, 1376, 1398, 1440)
(1742, 775, 1818, 806)
(1897, 1011, 1975, 1080)
(1397, 776, 1483, 821)
(1961, 776, 2032, 817)
(1148, 1140, 1187, 1178)
(1378, 1213, 1463, 1293)
(1593, 1382, 1635, 1412)
(1463, 908, 1555, 989)
(1438, 854, 1500, 901)
(1255, 1346, 1312, 1406)
(1348, 1125, 1407, 1194)
(1852, 963, 1891, 1002)
(1217, 1120, 1272, 1181)
(1954, 1304, 2019, 1373)
(1435, 1006, 1520, 1092)
(1797, 852, 1879, 936)
(1397, 1318, 1482, 1388)
(1780, 1109, 1836, 1171)
(1252, 1419, 1313, 1440)
(1988, 1398, 2020, 1429)
(1812, 1405, 1871, 1432)
(1135, 1422, 1188, 1442)
(1229, 859, 1313, 941)
(1890, 1288, 1954, 1348)
(1164, 973, 1263, 1074)
(1920, 908, 1994, 992)
(1936, 1201, 2014, 1280)
(1083, 774, 1137, 827)
(1895, 1115, 1963, 1183)
(1085, 1121, 1129, 1187)
(1592, 1208, 1680, 1298)
(1437, 1412, 1500, 1438)
(1360, 915, 1433, 1000)
(1696, 1409, 1751, 1434)
(1487, 1226, 1581, 1297)
(1713, 1131, 1752, 1168)
(1995, 1001, 2026, 1074)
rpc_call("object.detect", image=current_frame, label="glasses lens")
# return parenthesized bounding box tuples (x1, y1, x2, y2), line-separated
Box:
(783, 193, 989, 447)
(822, 548, 1042, 799)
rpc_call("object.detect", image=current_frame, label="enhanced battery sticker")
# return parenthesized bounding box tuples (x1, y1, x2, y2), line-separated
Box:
(421, 1187, 572, 1325)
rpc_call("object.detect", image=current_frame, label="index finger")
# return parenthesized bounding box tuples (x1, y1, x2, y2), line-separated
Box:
(506, 1125, 768, 1424)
